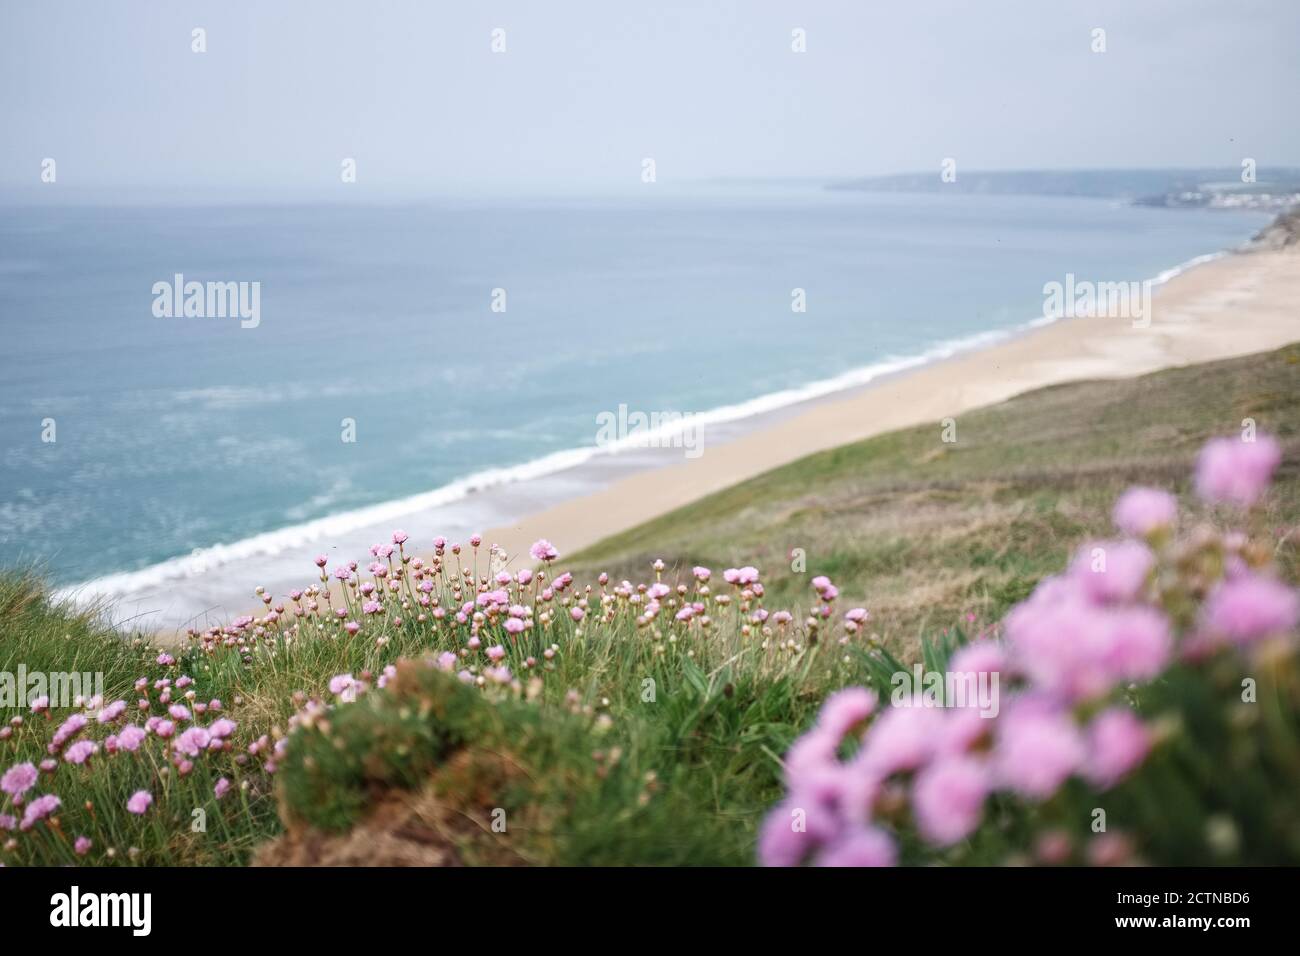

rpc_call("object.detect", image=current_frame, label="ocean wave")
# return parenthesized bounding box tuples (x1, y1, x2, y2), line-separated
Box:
(56, 248, 1227, 606)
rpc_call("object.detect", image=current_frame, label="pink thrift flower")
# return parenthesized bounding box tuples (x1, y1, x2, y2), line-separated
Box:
(1083, 708, 1151, 789)
(1102, 606, 1172, 682)
(214, 778, 232, 800)
(63, 741, 98, 765)
(1, 762, 38, 797)
(1201, 574, 1299, 646)
(209, 718, 237, 739)
(529, 539, 558, 562)
(994, 702, 1085, 799)
(19, 794, 61, 830)
(948, 640, 1005, 679)
(117, 725, 147, 752)
(504, 617, 525, 635)
(126, 790, 153, 815)
(168, 704, 192, 722)
(817, 826, 898, 867)
(74, 836, 92, 856)
(175, 727, 212, 757)
(758, 801, 818, 867)
(1112, 486, 1178, 536)
(912, 756, 990, 846)
(96, 700, 128, 724)
(1070, 540, 1153, 604)
(570, 607, 585, 622)
(816, 688, 876, 740)
(1195, 434, 1281, 506)
(859, 702, 942, 777)
(0, 814, 15, 831)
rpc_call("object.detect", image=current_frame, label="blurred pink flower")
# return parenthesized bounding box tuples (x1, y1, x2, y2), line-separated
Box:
(126, 790, 153, 815)
(1112, 486, 1177, 536)
(816, 826, 897, 867)
(1195, 434, 1281, 506)
(912, 756, 990, 845)
(1, 762, 38, 797)
(1201, 574, 1299, 645)
(993, 701, 1084, 799)
(1083, 708, 1151, 789)
(1070, 540, 1153, 604)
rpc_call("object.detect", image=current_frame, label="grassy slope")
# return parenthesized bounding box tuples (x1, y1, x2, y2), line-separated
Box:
(568, 344, 1300, 653)
(2, 344, 1297, 865)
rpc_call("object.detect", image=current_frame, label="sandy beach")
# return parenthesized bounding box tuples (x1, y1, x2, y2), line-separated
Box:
(476, 243, 1300, 570)
(80, 237, 1298, 638)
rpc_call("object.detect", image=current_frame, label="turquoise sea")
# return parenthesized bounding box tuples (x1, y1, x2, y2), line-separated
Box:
(0, 185, 1272, 596)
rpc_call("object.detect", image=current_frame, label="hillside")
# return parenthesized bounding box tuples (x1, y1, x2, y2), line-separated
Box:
(567, 344, 1300, 652)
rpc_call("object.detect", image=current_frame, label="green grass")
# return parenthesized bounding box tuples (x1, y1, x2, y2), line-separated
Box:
(1, 343, 1297, 865)
(566, 343, 1300, 652)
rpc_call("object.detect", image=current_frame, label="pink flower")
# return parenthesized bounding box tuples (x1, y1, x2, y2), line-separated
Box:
(570, 607, 585, 622)
(117, 725, 147, 752)
(49, 713, 88, 752)
(156, 653, 175, 666)
(175, 727, 212, 757)
(168, 704, 191, 722)
(96, 700, 128, 724)
(529, 539, 558, 562)
(214, 778, 232, 800)
(1083, 708, 1151, 789)
(392, 530, 408, 545)
(692, 566, 711, 582)
(504, 617, 525, 635)
(329, 673, 355, 695)
(948, 640, 1005, 678)
(1, 762, 38, 797)
(486, 645, 506, 662)
(1070, 540, 1153, 605)
(1113, 486, 1177, 536)
(1195, 434, 1281, 506)
(817, 826, 897, 867)
(1102, 606, 1172, 682)
(209, 718, 237, 739)
(74, 836, 93, 856)
(993, 701, 1085, 799)
(912, 756, 990, 845)
(816, 688, 876, 740)
(20, 794, 61, 830)
(1201, 574, 1299, 646)
(126, 790, 153, 815)
(63, 741, 98, 765)
(859, 702, 942, 777)
(758, 801, 818, 867)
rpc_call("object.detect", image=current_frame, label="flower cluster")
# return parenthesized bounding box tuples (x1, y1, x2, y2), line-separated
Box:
(762, 434, 1297, 866)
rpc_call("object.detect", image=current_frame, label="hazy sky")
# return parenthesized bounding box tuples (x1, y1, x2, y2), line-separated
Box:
(2, 0, 1298, 194)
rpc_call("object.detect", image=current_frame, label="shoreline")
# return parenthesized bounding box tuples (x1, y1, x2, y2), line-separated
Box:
(57, 235, 1300, 635)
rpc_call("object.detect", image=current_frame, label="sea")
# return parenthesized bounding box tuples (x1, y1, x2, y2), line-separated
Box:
(0, 184, 1272, 626)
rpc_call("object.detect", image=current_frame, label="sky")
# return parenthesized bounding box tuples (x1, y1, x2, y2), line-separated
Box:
(1, 0, 1298, 195)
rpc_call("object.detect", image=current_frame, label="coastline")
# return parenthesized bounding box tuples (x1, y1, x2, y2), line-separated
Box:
(59, 234, 1300, 636)
(478, 242, 1300, 563)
